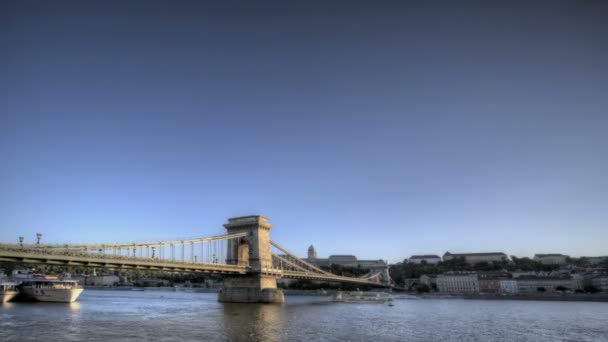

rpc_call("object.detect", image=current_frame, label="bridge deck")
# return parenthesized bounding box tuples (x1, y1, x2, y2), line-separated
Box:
(260, 268, 387, 286)
(0, 249, 248, 274)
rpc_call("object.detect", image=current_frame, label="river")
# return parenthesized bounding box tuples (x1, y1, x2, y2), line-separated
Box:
(1, 290, 607, 341)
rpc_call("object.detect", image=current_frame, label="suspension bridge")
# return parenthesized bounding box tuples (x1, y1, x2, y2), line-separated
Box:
(0, 215, 392, 303)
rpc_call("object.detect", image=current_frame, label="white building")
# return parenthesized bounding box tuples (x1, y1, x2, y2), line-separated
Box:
(420, 274, 437, 287)
(443, 252, 508, 265)
(499, 279, 519, 294)
(533, 254, 569, 265)
(307, 245, 317, 259)
(584, 256, 608, 265)
(571, 274, 584, 290)
(437, 273, 479, 294)
(517, 276, 580, 294)
(512, 271, 536, 279)
(74, 275, 120, 287)
(304, 246, 387, 270)
(591, 275, 608, 292)
(409, 255, 441, 265)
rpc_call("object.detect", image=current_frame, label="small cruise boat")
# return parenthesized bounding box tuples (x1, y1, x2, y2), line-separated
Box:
(1, 282, 19, 303)
(18, 275, 84, 303)
(332, 291, 393, 304)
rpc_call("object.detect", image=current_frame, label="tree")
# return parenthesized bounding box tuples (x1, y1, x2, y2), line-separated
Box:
(416, 284, 430, 293)
(572, 257, 590, 268)
(584, 285, 600, 294)
(510, 257, 558, 272)
(440, 257, 469, 272)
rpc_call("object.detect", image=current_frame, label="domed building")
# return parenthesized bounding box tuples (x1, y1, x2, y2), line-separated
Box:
(307, 244, 317, 260)
(303, 245, 387, 270)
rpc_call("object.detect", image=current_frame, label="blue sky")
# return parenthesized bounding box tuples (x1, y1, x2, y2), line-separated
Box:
(1, 2, 607, 262)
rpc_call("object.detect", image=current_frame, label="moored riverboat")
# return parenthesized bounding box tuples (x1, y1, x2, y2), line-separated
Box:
(1, 282, 19, 303)
(18, 275, 83, 303)
(332, 291, 393, 304)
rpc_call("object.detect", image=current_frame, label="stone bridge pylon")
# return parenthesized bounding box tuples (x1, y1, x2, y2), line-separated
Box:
(218, 215, 285, 304)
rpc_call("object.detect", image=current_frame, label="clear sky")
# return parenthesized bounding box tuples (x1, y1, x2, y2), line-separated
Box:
(1, 2, 607, 262)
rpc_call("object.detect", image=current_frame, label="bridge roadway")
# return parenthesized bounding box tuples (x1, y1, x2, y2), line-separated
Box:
(0, 248, 248, 274)
(0, 247, 385, 287)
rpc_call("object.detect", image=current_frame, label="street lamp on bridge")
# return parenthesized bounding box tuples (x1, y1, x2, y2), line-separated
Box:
(36, 233, 42, 246)
(19, 236, 24, 248)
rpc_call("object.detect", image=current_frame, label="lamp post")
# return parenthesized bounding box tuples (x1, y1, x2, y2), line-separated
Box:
(36, 233, 42, 246)
(19, 236, 24, 248)
(151, 246, 156, 259)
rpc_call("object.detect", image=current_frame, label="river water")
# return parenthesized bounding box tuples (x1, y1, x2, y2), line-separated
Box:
(1, 290, 607, 341)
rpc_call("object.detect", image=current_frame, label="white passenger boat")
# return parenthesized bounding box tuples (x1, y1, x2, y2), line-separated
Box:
(1, 282, 19, 303)
(18, 275, 84, 303)
(332, 291, 393, 304)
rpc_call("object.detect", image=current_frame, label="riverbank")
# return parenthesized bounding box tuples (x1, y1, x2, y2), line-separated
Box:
(83, 286, 220, 293)
(418, 292, 608, 302)
(81, 287, 608, 302)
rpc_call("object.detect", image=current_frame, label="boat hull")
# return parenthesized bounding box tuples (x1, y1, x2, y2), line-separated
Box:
(333, 299, 387, 304)
(1, 291, 18, 303)
(20, 287, 84, 303)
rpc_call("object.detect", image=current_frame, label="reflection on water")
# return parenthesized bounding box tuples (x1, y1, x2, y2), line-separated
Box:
(1, 290, 607, 342)
(1, 302, 16, 310)
(69, 302, 81, 312)
(222, 303, 285, 342)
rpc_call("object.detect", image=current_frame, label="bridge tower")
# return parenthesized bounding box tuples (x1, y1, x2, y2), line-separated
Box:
(218, 215, 284, 304)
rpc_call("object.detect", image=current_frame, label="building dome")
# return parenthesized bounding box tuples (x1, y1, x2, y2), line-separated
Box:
(307, 244, 317, 259)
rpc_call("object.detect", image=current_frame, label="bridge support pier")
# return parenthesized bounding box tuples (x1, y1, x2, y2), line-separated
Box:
(218, 215, 284, 304)
(219, 275, 284, 304)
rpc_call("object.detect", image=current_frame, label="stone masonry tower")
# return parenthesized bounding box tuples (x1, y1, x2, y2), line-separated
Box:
(218, 215, 284, 304)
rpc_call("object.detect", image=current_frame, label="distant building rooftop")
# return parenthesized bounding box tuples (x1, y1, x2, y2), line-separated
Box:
(444, 252, 506, 257)
(517, 275, 572, 280)
(328, 255, 358, 262)
(410, 255, 441, 259)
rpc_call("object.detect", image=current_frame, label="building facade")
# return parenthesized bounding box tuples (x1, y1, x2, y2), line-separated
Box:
(499, 279, 519, 294)
(533, 254, 569, 265)
(304, 246, 387, 270)
(478, 278, 501, 294)
(583, 256, 608, 265)
(443, 252, 508, 265)
(437, 273, 480, 294)
(591, 275, 608, 292)
(517, 276, 580, 294)
(307, 245, 317, 259)
(74, 275, 120, 287)
(420, 274, 437, 288)
(409, 255, 441, 265)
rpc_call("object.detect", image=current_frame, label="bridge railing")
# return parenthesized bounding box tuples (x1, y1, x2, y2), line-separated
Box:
(264, 241, 392, 286)
(269, 241, 336, 276)
(0, 232, 247, 267)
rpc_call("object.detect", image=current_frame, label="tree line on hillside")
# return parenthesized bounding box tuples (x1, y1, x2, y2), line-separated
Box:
(388, 256, 608, 287)
(279, 264, 373, 291)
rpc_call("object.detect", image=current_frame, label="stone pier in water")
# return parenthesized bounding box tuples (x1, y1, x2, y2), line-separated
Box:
(218, 215, 284, 304)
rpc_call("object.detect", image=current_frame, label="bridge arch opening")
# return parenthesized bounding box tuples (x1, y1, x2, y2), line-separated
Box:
(237, 238, 249, 267)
